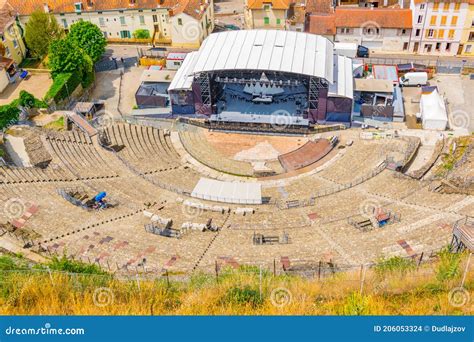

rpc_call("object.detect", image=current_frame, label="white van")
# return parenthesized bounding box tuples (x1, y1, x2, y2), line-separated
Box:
(399, 72, 428, 87)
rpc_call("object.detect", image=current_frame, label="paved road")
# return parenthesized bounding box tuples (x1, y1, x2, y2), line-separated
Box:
(368, 52, 474, 63)
(105, 43, 474, 62)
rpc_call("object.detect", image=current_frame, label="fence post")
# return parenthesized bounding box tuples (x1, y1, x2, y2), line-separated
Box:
(47, 267, 54, 286)
(461, 253, 472, 288)
(136, 274, 141, 292)
(417, 252, 424, 268)
(359, 265, 367, 295)
(273, 259, 276, 277)
(259, 264, 262, 300)
(165, 269, 170, 288)
(215, 261, 219, 284)
(318, 260, 322, 281)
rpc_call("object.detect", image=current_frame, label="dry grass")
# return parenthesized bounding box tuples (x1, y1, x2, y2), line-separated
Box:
(0, 252, 472, 316)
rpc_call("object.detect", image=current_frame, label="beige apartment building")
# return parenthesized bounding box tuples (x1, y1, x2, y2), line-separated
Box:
(244, 0, 290, 29)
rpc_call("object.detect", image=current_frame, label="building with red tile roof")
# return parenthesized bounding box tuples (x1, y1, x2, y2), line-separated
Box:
(307, 7, 412, 51)
(7, 0, 214, 48)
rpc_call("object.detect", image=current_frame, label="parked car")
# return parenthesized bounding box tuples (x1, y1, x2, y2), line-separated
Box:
(224, 24, 240, 31)
(399, 72, 428, 87)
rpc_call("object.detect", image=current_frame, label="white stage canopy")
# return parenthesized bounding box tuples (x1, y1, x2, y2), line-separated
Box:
(191, 178, 262, 204)
(168, 30, 335, 91)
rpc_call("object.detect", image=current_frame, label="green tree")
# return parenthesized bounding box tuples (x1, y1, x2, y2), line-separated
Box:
(67, 21, 106, 62)
(24, 10, 63, 59)
(133, 29, 150, 39)
(48, 38, 92, 79)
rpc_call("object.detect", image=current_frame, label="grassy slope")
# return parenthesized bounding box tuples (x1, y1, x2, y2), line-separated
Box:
(0, 252, 472, 315)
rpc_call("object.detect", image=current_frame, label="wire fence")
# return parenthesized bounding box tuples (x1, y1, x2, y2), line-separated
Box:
(0, 253, 471, 307)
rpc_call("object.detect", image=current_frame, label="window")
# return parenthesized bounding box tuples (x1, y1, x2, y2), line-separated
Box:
(430, 15, 437, 25)
(448, 29, 455, 38)
(120, 30, 131, 38)
(264, 17, 269, 25)
(417, 15, 423, 24)
(12, 39, 17, 48)
(74, 2, 82, 12)
(420, 3, 425, 9)
(443, 2, 449, 11)
(178, 18, 182, 25)
(5, 46, 10, 57)
(433, 2, 439, 11)
(263, 4, 270, 10)
(139, 15, 145, 25)
(427, 29, 434, 37)
(276, 18, 281, 25)
(401, 29, 406, 34)
(436, 42, 441, 50)
(454, 3, 460, 11)
(62, 18, 68, 28)
(469, 32, 474, 41)
(99, 17, 105, 26)
(403, 42, 408, 50)
(466, 45, 472, 53)
(451, 16, 458, 26)
(120, 16, 126, 25)
(153, 14, 158, 22)
(441, 15, 447, 25)
(446, 42, 451, 51)
(415, 28, 421, 36)
(438, 29, 444, 38)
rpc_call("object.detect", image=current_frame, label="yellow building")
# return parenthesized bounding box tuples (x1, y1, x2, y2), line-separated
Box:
(244, 0, 290, 30)
(459, 0, 474, 55)
(0, 1, 26, 65)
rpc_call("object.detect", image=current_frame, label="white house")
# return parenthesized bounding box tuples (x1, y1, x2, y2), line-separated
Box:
(407, 0, 470, 55)
(307, 8, 413, 51)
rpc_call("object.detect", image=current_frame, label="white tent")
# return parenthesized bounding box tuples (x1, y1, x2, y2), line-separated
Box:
(420, 89, 448, 131)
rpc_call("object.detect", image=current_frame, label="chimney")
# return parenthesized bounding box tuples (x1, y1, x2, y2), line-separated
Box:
(43, 3, 50, 13)
(87, 0, 94, 8)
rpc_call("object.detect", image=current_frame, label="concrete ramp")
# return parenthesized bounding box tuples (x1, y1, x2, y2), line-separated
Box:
(64, 111, 98, 137)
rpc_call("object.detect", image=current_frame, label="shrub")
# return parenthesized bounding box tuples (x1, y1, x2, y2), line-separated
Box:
(42, 255, 108, 275)
(436, 247, 463, 282)
(133, 29, 151, 39)
(342, 292, 370, 315)
(222, 286, 263, 308)
(44, 72, 81, 102)
(0, 103, 20, 130)
(374, 256, 416, 278)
